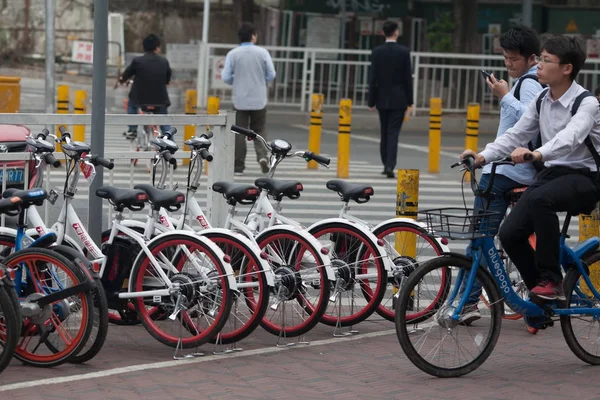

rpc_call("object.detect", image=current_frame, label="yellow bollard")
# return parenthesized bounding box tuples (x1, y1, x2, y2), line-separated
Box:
(307, 93, 324, 169)
(0, 76, 21, 113)
(73, 90, 87, 143)
(183, 89, 197, 166)
(337, 99, 352, 178)
(204, 96, 220, 175)
(395, 169, 419, 303)
(464, 103, 480, 181)
(465, 103, 480, 152)
(56, 85, 70, 151)
(579, 204, 600, 296)
(428, 98, 442, 173)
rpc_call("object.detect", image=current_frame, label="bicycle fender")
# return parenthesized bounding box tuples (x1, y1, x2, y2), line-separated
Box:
(306, 217, 394, 272)
(198, 227, 275, 287)
(373, 217, 451, 253)
(257, 224, 336, 282)
(128, 230, 238, 292)
(51, 244, 99, 280)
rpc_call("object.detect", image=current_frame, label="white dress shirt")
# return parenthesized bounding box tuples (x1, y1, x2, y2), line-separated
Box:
(480, 81, 600, 172)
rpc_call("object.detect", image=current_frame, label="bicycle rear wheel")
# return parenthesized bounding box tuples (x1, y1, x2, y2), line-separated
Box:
(309, 222, 387, 327)
(5, 248, 95, 367)
(129, 233, 233, 348)
(0, 269, 19, 374)
(561, 250, 600, 365)
(395, 254, 502, 378)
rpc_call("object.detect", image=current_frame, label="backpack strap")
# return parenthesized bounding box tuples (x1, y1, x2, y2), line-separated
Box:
(514, 74, 542, 101)
(572, 91, 600, 173)
(527, 88, 550, 172)
(535, 88, 549, 115)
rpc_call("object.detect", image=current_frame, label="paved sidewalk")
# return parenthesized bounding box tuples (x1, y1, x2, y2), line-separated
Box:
(1, 316, 599, 400)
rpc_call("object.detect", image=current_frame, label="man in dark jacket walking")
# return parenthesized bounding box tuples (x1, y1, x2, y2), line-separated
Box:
(368, 21, 414, 178)
(119, 34, 172, 137)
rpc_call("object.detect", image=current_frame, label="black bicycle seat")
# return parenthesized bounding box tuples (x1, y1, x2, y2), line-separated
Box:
(63, 141, 91, 157)
(151, 137, 178, 153)
(184, 137, 211, 149)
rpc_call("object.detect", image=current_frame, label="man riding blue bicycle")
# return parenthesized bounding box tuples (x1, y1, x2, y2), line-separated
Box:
(459, 26, 544, 324)
(462, 34, 600, 302)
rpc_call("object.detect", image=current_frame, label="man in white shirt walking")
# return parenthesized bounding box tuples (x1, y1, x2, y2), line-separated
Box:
(222, 23, 276, 175)
(462, 35, 600, 301)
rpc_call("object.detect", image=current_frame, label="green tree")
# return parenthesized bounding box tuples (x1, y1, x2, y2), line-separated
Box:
(426, 12, 455, 52)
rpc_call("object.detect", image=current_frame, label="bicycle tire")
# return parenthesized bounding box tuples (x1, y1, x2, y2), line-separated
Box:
(395, 255, 503, 378)
(255, 228, 331, 337)
(202, 232, 270, 345)
(129, 233, 233, 348)
(0, 274, 19, 374)
(561, 250, 600, 365)
(372, 221, 446, 322)
(0, 234, 109, 363)
(308, 221, 387, 327)
(4, 248, 95, 367)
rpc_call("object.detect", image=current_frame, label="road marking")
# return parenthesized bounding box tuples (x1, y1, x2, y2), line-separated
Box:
(291, 124, 459, 159)
(0, 328, 396, 392)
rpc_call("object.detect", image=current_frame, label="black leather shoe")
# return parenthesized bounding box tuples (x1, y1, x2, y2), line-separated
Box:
(385, 171, 395, 179)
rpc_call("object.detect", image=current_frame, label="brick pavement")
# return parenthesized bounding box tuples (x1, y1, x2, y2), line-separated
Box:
(1, 315, 600, 400)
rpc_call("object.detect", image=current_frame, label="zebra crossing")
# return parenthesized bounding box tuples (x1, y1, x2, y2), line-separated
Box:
(39, 129, 582, 251)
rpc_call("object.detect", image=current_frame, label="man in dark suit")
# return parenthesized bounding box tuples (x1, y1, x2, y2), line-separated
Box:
(368, 21, 413, 178)
(119, 34, 172, 137)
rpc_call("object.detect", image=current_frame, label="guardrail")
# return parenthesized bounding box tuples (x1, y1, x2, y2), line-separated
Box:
(0, 112, 235, 237)
(200, 44, 600, 114)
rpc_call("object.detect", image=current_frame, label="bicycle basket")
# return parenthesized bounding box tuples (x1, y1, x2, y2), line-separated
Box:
(418, 208, 502, 240)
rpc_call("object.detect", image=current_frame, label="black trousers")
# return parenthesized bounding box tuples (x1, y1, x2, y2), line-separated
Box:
(498, 166, 600, 287)
(234, 108, 268, 173)
(377, 108, 406, 172)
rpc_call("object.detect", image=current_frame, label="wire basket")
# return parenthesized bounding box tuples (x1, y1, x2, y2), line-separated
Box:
(419, 208, 502, 240)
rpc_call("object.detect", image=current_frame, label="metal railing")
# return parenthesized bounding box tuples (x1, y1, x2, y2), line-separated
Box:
(0, 112, 235, 233)
(199, 43, 600, 114)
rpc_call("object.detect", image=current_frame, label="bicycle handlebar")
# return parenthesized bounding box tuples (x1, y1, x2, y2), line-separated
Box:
(90, 155, 115, 170)
(231, 125, 257, 140)
(199, 149, 213, 162)
(44, 153, 61, 168)
(203, 130, 214, 139)
(36, 129, 50, 140)
(163, 151, 177, 166)
(303, 151, 330, 166)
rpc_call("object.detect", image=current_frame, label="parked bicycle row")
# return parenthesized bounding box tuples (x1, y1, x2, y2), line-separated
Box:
(0, 123, 450, 373)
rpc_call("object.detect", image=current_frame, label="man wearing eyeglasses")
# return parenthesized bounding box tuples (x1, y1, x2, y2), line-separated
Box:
(463, 35, 600, 302)
(457, 26, 544, 324)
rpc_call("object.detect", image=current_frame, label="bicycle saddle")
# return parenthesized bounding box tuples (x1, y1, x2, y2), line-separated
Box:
(96, 186, 148, 211)
(0, 196, 21, 215)
(134, 184, 185, 212)
(255, 178, 302, 200)
(212, 182, 259, 205)
(2, 188, 47, 207)
(326, 180, 374, 204)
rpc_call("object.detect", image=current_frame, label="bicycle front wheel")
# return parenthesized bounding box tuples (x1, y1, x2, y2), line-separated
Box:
(395, 254, 502, 378)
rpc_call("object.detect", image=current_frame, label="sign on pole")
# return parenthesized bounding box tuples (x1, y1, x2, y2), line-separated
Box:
(72, 40, 94, 64)
(211, 56, 229, 89)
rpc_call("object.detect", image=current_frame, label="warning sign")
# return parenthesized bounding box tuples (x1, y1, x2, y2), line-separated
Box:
(566, 19, 578, 33)
(587, 39, 600, 59)
(211, 57, 228, 90)
(72, 40, 94, 64)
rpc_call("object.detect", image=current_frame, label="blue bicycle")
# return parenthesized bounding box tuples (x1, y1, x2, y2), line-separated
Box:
(395, 156, 600, 377)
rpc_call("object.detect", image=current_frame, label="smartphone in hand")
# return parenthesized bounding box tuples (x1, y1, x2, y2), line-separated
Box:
(480, 70, 492, 81)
